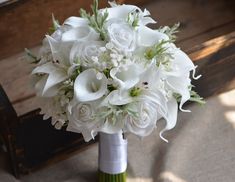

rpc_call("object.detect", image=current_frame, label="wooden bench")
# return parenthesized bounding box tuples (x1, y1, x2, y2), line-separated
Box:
(0, 0, 235, 178)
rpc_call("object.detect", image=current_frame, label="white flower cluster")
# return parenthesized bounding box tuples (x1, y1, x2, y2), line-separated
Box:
(30, 1, 202, 142)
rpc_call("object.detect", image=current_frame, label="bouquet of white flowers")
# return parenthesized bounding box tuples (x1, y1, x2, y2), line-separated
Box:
(26, 0, 204, 181)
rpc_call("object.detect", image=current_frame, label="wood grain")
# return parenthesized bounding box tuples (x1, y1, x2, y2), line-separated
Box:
(0, 0, 151, 59)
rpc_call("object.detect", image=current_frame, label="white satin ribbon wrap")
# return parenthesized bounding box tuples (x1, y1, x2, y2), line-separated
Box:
(99, 132, 128, 174)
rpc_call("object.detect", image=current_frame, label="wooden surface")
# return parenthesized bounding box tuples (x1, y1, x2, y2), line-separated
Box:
(0, 0, 235, 115)
(0, 0, 151, 59)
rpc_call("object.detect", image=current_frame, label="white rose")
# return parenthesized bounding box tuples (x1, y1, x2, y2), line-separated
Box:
(70, 41, 105, 68)
(125, 100, 158, 137)
(67, 100, 102, 142)
(106, 19, 136, 52)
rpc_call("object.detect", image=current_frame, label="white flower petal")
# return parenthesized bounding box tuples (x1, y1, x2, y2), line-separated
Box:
(110, 64, 142, 90)
(46, 35, 71, 66)
(61, 26, 99, 42)
(63, 16, 88, 27)
(138, 26, 169, 47)
(160, 99, 178, 142)
(32, 62, 67, 96)
(99, 118, 123, 134)
(167, 76, 191, 112)
(102, 5, 140, 20)
(74, 69, 107, 102)
(102, 90, 133, 106)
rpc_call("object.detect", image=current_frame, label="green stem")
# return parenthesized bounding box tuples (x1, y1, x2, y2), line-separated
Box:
(98, 170, 126, 182)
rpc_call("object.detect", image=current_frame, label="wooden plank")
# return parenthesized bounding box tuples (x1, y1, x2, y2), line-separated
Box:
(178, 19, 235, 50)
(0, 0, 151, 60)
(145, 0, 235, 42)
(189, 32, 235, 97)
(0, 50, 35, 104)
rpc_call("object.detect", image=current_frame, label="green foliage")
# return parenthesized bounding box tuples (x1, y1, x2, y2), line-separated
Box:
(145, 40, 173, 68)
(49, 14, 60, 34)
(129, 87, 142, 97)
(189, 89, 206, 105)
(80, 0, 109, 40)
(173, 87, 206, 105)
(98, 170, 127, 182)
(25, 48, 40, 64)
(145, 40, 169, 60)
(158, 23, 180, 42)
(127, 9, 140, 28)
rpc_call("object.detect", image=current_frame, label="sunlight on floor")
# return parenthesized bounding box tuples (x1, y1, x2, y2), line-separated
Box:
(225, 111, 235, 129)
(190, 35, 229, 61)
(218, 89, 235, 129)
(128, 177, 153, 182)
(218, 90, 235, 107)
(159, 171, 187, 182)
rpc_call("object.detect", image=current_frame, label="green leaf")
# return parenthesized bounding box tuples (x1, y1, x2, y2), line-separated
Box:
(80, 0, 109, 40)
(25, 48, 40, 64)
(158, 23, 180, 42)
(49, 14, 60, 34)
(145, 40, 169, 60)
(173, 89, 206, 105)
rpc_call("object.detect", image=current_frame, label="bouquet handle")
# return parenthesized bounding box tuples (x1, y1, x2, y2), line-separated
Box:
(98, 132, 127, 182)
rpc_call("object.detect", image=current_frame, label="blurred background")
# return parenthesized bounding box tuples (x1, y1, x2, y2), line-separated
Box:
(0, 0, 235, 182)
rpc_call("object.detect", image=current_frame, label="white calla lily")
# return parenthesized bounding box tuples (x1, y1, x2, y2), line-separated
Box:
(160, 99, 178, 142)
(74, 69, 108, 102)
(61, 26, 99, 42)
(166, 76, 191, 112)
(110, 64, 142, 90)
(138, 25, 169, 47)
(102, 4, 156, 26)
(63, 16, 88, 27)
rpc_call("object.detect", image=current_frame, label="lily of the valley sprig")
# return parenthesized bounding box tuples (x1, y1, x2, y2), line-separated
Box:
(26, 0, 204, 142)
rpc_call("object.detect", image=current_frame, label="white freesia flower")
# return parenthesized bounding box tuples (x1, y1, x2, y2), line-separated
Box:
(70, 41, 105, 68)
(74, 69, 108, 102)
(106, 19, 136, 52)
(67, 99, 103, 142)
